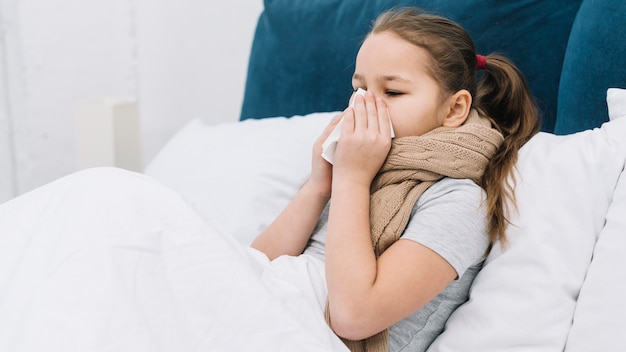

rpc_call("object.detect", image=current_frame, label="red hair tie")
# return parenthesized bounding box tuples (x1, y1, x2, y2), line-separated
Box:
(476, 54, 487, 70)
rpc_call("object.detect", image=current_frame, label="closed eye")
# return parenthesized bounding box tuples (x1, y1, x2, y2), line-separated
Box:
(385, 91, 403, 97)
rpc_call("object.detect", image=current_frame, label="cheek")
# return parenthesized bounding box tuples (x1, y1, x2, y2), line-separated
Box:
(388, 106, 441, 137)
(388, 110, 421, 137)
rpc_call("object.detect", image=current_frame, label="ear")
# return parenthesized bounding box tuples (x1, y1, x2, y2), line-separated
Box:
(442, 89, 472, 127)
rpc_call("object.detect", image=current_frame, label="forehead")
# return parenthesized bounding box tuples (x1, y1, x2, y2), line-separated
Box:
(355, 31, 431, 79)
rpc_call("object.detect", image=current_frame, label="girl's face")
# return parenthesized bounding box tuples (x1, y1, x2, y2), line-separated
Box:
(352, 30, 449, 138)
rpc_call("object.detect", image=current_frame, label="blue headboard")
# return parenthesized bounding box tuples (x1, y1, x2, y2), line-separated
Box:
(240, 0, 626, 135)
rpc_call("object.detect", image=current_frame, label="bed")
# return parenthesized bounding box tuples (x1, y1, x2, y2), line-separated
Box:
(2, 0, 626, 351)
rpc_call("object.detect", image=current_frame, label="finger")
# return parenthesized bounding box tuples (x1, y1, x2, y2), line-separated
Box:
(348, 90, 358, 108)
(365, 91, 378, 132)
(352, 93, 366, 131)
(315, 111, 345, 144)
(376, 97, 392, 137)
(342, 106, 356, 136)
(325, 111, 344, 132)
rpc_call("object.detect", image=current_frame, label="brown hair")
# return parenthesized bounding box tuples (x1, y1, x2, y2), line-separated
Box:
(371, 8, 541, 245)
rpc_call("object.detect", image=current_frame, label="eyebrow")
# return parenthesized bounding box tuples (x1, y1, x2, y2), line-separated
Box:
(352, 73, 411, 83)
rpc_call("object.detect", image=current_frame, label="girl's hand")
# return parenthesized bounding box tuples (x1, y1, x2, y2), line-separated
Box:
(333, 91, 392, 188)
(308, 114, 343, 198)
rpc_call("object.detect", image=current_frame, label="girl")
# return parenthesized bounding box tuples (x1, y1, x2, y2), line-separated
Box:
(252, 7, 540, 352)
(0, 7, 540, 352)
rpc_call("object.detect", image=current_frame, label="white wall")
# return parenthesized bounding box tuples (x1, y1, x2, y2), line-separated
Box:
(0, 0, 138, 202)
(135, 0, 262, 166)
(0, 0, 263, 203)
(0, 5, 16, 201)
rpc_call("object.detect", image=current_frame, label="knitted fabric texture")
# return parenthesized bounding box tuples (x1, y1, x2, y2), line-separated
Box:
(326, 109, 504, 352)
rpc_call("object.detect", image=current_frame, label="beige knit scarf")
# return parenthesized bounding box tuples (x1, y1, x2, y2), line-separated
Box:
(325, 109, 504, 352)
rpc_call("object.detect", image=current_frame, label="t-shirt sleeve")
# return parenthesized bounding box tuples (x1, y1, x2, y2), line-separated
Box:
(400, 178, 490, 278)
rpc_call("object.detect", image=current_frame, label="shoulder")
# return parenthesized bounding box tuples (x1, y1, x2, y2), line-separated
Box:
(417, 177, 485, 208)
(409, 177, 487, 235)
(402, 177, 489, 276)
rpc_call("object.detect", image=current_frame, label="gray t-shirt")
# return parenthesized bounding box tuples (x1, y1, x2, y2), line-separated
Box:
(303, 177, 490, 352)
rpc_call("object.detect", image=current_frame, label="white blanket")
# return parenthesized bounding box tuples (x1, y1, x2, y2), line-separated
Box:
(0, 167, 348, 352)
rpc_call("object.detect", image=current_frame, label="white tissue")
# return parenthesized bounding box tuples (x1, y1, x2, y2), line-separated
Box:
(321, 88, 394, 164)
(320, 120, 343, 164)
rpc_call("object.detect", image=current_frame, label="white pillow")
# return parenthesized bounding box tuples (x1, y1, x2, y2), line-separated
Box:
(427, 89, 626, 352)
(145, 112, 337, 245)
(564, 88, 626, 352)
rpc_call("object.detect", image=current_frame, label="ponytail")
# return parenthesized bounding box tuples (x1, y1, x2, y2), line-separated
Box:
(475, 54, 541, 245)
(372, 9, 542, 246)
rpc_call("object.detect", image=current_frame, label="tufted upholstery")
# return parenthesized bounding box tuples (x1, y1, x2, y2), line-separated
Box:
(241, 0, 625, 134)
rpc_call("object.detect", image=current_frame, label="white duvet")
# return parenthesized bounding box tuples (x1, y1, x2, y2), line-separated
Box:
(0, 167, 348, 352)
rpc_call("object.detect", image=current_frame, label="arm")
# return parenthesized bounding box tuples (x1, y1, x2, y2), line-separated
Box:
(250, 180, 329, 260)
(325, 93, 458, 340)
(251, 114, 342, 260)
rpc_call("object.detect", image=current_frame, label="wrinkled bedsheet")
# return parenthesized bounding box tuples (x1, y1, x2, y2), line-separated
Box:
(0, 167, 348, 352)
